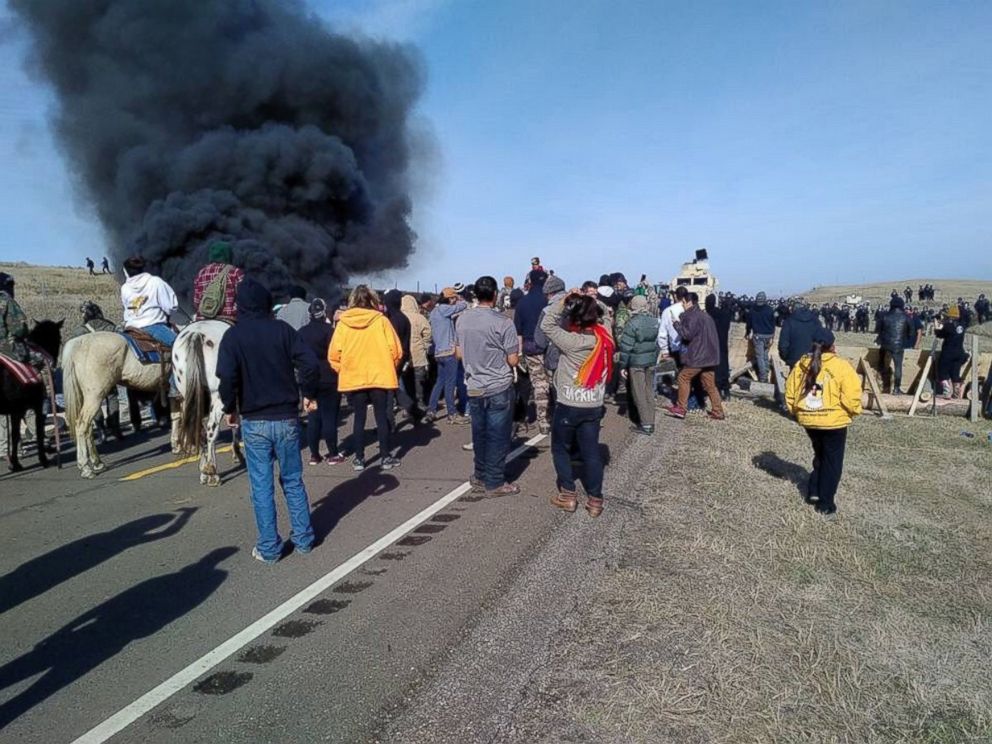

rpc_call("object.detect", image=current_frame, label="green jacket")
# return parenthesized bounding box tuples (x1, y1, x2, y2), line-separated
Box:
(619, 312, 660, 368)
(0, 291, 28, 347)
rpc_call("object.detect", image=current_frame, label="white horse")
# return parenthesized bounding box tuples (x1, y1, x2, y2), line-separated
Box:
(62, 332, 177, 478)
(173, 320, 243, 486)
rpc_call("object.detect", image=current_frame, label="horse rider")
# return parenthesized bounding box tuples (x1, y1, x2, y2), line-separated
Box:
(192, 240, 244, 322)
(121, 256, 180, 400)
(64, 301, 124, 440)
(0, 272, 41, 369)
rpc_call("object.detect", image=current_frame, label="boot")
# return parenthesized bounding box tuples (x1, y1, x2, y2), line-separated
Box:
(585, 496, 604, 518)
(549, 487, 578, 513)
(953, 382, 965, 399)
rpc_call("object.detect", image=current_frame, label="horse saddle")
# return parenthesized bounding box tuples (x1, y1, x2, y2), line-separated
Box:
(0, 344, 51, 387)
(121, 329, 171, 366)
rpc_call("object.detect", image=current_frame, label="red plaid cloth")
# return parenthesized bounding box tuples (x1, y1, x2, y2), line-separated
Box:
(193, 263, 245, 320)
(0, 353, 42, 386)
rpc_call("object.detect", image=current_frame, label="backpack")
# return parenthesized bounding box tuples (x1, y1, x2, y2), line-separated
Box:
(613, 303, 631, 339)
(198, 266, 232, 319)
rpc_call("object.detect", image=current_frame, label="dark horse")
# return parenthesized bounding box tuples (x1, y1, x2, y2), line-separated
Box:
(1, 320, 63, 472)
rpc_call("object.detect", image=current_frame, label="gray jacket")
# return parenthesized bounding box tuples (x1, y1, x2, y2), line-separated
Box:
(429, 300, 467, 357)
(539, 299, 605, 408)
(275, 298, 310, 331)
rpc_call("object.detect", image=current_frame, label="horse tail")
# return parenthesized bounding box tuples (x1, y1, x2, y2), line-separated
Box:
(177, 331, 207, 454)
(62, 338, 83, 442)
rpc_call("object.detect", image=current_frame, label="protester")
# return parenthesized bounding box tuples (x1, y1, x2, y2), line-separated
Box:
(746, 291, 776, 383)
(121, 256, 179, 349)
(665, 292, 725, 420)
(784, 327, 863, 517)
(875, 296, 910, 394)
(425, 288, 469, 425)
(514, 269, 551, 433)
(401, 293, 432, 410)
(704, 293, 732, 398)
(540, 293, 614, 517)
(298, 298, 344, 465)
(329, 285, 403, 471)
(619, 294, 660, 434)
(497, 276, 515, 312)
(101, 256, 111, 274)
(456, 275, 521, 497)
(216, 277, 319, 563)
(383, 289, 421, 428)
(0, 272, 29, 362)
(276, 285, 310, 331)
(192, 241, 244, 321)
(935, 306, 967, 399)
(657, 285, 688, 361)
(85, 257, 95, 276)
(778, 300, 823, 369)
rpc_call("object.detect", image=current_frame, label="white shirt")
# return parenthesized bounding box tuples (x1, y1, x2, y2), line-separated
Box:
(657, 303, 685, 355)
(121, 273, 178, 329)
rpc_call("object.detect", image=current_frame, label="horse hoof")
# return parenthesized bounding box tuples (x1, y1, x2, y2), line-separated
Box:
(206, 474, 221, 487)
(80, 468, 95, 479)
(91, 462, 106, 474)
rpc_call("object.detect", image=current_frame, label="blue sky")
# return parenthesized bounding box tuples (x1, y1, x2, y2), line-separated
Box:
(1, 0, 990, 294)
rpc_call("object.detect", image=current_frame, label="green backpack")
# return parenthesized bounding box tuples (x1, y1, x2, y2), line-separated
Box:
(614, 302, 631, 338)
(198, 266, 232, 319)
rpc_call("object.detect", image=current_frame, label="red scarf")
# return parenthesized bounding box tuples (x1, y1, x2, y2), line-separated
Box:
(575, 324, 615, 390)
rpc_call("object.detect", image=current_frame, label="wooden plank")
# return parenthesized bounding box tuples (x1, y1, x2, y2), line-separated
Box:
(771, 355, 787, 403)
(970, 334, 980, 423)
(729, 361, 753, 382)
(859, 356, 891, 419)
(908, 353, 933, 417)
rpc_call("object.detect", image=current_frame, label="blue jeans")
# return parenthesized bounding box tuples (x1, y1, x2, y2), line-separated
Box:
(242, 418, 314, 559)
(455, 362, 468, 415)
(139, 323, 178, 396)
(428, 355, 458, 417)
(752, 334, 773, 382)
(551, 404, 604, 497)
(468, 387, 514, 489)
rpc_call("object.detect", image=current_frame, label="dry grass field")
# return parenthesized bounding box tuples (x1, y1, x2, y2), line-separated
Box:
(0, 261, 123, 327)
(515, 399, 992, 742)
(804, 279, 992, 308)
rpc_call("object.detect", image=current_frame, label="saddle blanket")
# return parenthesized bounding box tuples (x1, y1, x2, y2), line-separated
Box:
(120, 333, 165, 365)
(0, 353, 43, 386)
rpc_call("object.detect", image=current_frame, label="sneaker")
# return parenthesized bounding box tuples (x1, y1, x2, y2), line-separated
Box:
(381, 456, 401, 470)
(664, 405, 686, 419)
(486, 482, 521, 498)
(294, 542, 314, 555)
(325, 453, 347, 465)
(352, 457, 366, 472)
(448, 414, 471, 425)
(629, 425, 653, 435)
(893, 388, 904, 396)
(462, 441, 474, 451)
(252, 546, 279, 564)
(422, 411, 436, 425)
(308, 454, 323, 465)
(469, 475, 486, 492)
(707, 411, 726, 421)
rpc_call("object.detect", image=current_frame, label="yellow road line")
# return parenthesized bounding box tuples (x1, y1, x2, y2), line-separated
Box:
(119, 445, 234, 481)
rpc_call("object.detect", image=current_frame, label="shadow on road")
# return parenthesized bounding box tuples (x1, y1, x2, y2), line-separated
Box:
(310, 472, 400, 542)
(0, 508, 198, 615)
(0, 546, 237, 729)
(752, 451, 809, 498)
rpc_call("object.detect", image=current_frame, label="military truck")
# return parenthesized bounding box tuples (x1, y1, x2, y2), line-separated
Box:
(671, 249, 718, 303)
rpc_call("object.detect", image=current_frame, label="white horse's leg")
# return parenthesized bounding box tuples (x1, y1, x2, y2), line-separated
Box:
(201, 395, 225, 487)
(76, 394, 104, 478)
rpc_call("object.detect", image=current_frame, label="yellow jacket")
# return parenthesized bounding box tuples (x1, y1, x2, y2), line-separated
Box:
(785, 352, 863, 429)
(329, 308, 401, 392)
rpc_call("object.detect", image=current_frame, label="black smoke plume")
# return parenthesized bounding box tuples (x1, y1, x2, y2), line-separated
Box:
(10, 0, 425, 302)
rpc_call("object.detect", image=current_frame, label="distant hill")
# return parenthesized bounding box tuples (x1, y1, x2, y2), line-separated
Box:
(0, 261, 123, 326)
(804, 279, 992, 307)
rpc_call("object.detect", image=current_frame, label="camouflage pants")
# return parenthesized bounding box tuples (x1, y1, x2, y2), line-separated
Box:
(525, 354, 550, 424)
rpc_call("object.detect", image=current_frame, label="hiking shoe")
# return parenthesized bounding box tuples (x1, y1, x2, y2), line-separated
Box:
(469, 475, 486, 492)
(325, 453, 347, 465)
(252, 547, 279, 564)
(448, 414, 471, 425)
(893, 388, 904, 396)
(352, 457, 366, 472)
(550, 488, 578, 513)
(629, 425, 654, 435)
(707, 411, 726, 421)
(664, 405, 687, 419)
(308, 454, 323, 465)
(585, 497, 605, 518)
(486, 482, 521, 498)
(381, 456, 401, 470)
(462, 441, 474, 451)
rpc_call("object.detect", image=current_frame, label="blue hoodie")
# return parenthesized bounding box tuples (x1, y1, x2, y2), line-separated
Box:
(217, 278, 319, 420)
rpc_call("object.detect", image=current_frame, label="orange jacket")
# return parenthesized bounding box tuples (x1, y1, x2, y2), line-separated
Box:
(328, 308, 401, 392)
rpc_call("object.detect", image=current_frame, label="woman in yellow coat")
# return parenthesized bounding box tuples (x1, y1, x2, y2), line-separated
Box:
(785, 327, 863, 517)
(329, 285, 402, 471)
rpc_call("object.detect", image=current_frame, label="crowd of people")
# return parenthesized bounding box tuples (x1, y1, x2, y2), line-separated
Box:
(3, 257, 989, 554)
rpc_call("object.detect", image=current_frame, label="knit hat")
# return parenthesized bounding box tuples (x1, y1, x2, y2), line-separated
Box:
(543, 275, 565, 296)
(756, 291, 767, 305)
(812, 327, 835, 347)
(208, 240, 232, 264)
(309, 298, 327, 320)
(630, 294, 648, 314)
(890, 296, 905, 310)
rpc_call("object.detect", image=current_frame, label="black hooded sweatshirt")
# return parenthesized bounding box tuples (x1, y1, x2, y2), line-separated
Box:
(778, 307, 823, 367)
(217, 277, 318, 420)
(383, 289, 411, 365)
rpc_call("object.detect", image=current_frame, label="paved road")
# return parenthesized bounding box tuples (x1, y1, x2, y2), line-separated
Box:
(0, 413, 628, 743)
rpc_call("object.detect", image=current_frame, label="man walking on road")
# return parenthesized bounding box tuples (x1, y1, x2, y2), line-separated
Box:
(217, 277, 320, 563)
(746, 291, 776, 383)
(665, 292, 725, 420)
(456, 275, 521, 497)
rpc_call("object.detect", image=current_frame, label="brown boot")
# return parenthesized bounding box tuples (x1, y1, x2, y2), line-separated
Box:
(550, 487, 578, 513)
(585, 496, 604, 518)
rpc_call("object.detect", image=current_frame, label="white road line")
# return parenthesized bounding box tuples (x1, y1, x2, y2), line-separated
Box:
(73, 433, 548, 744)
